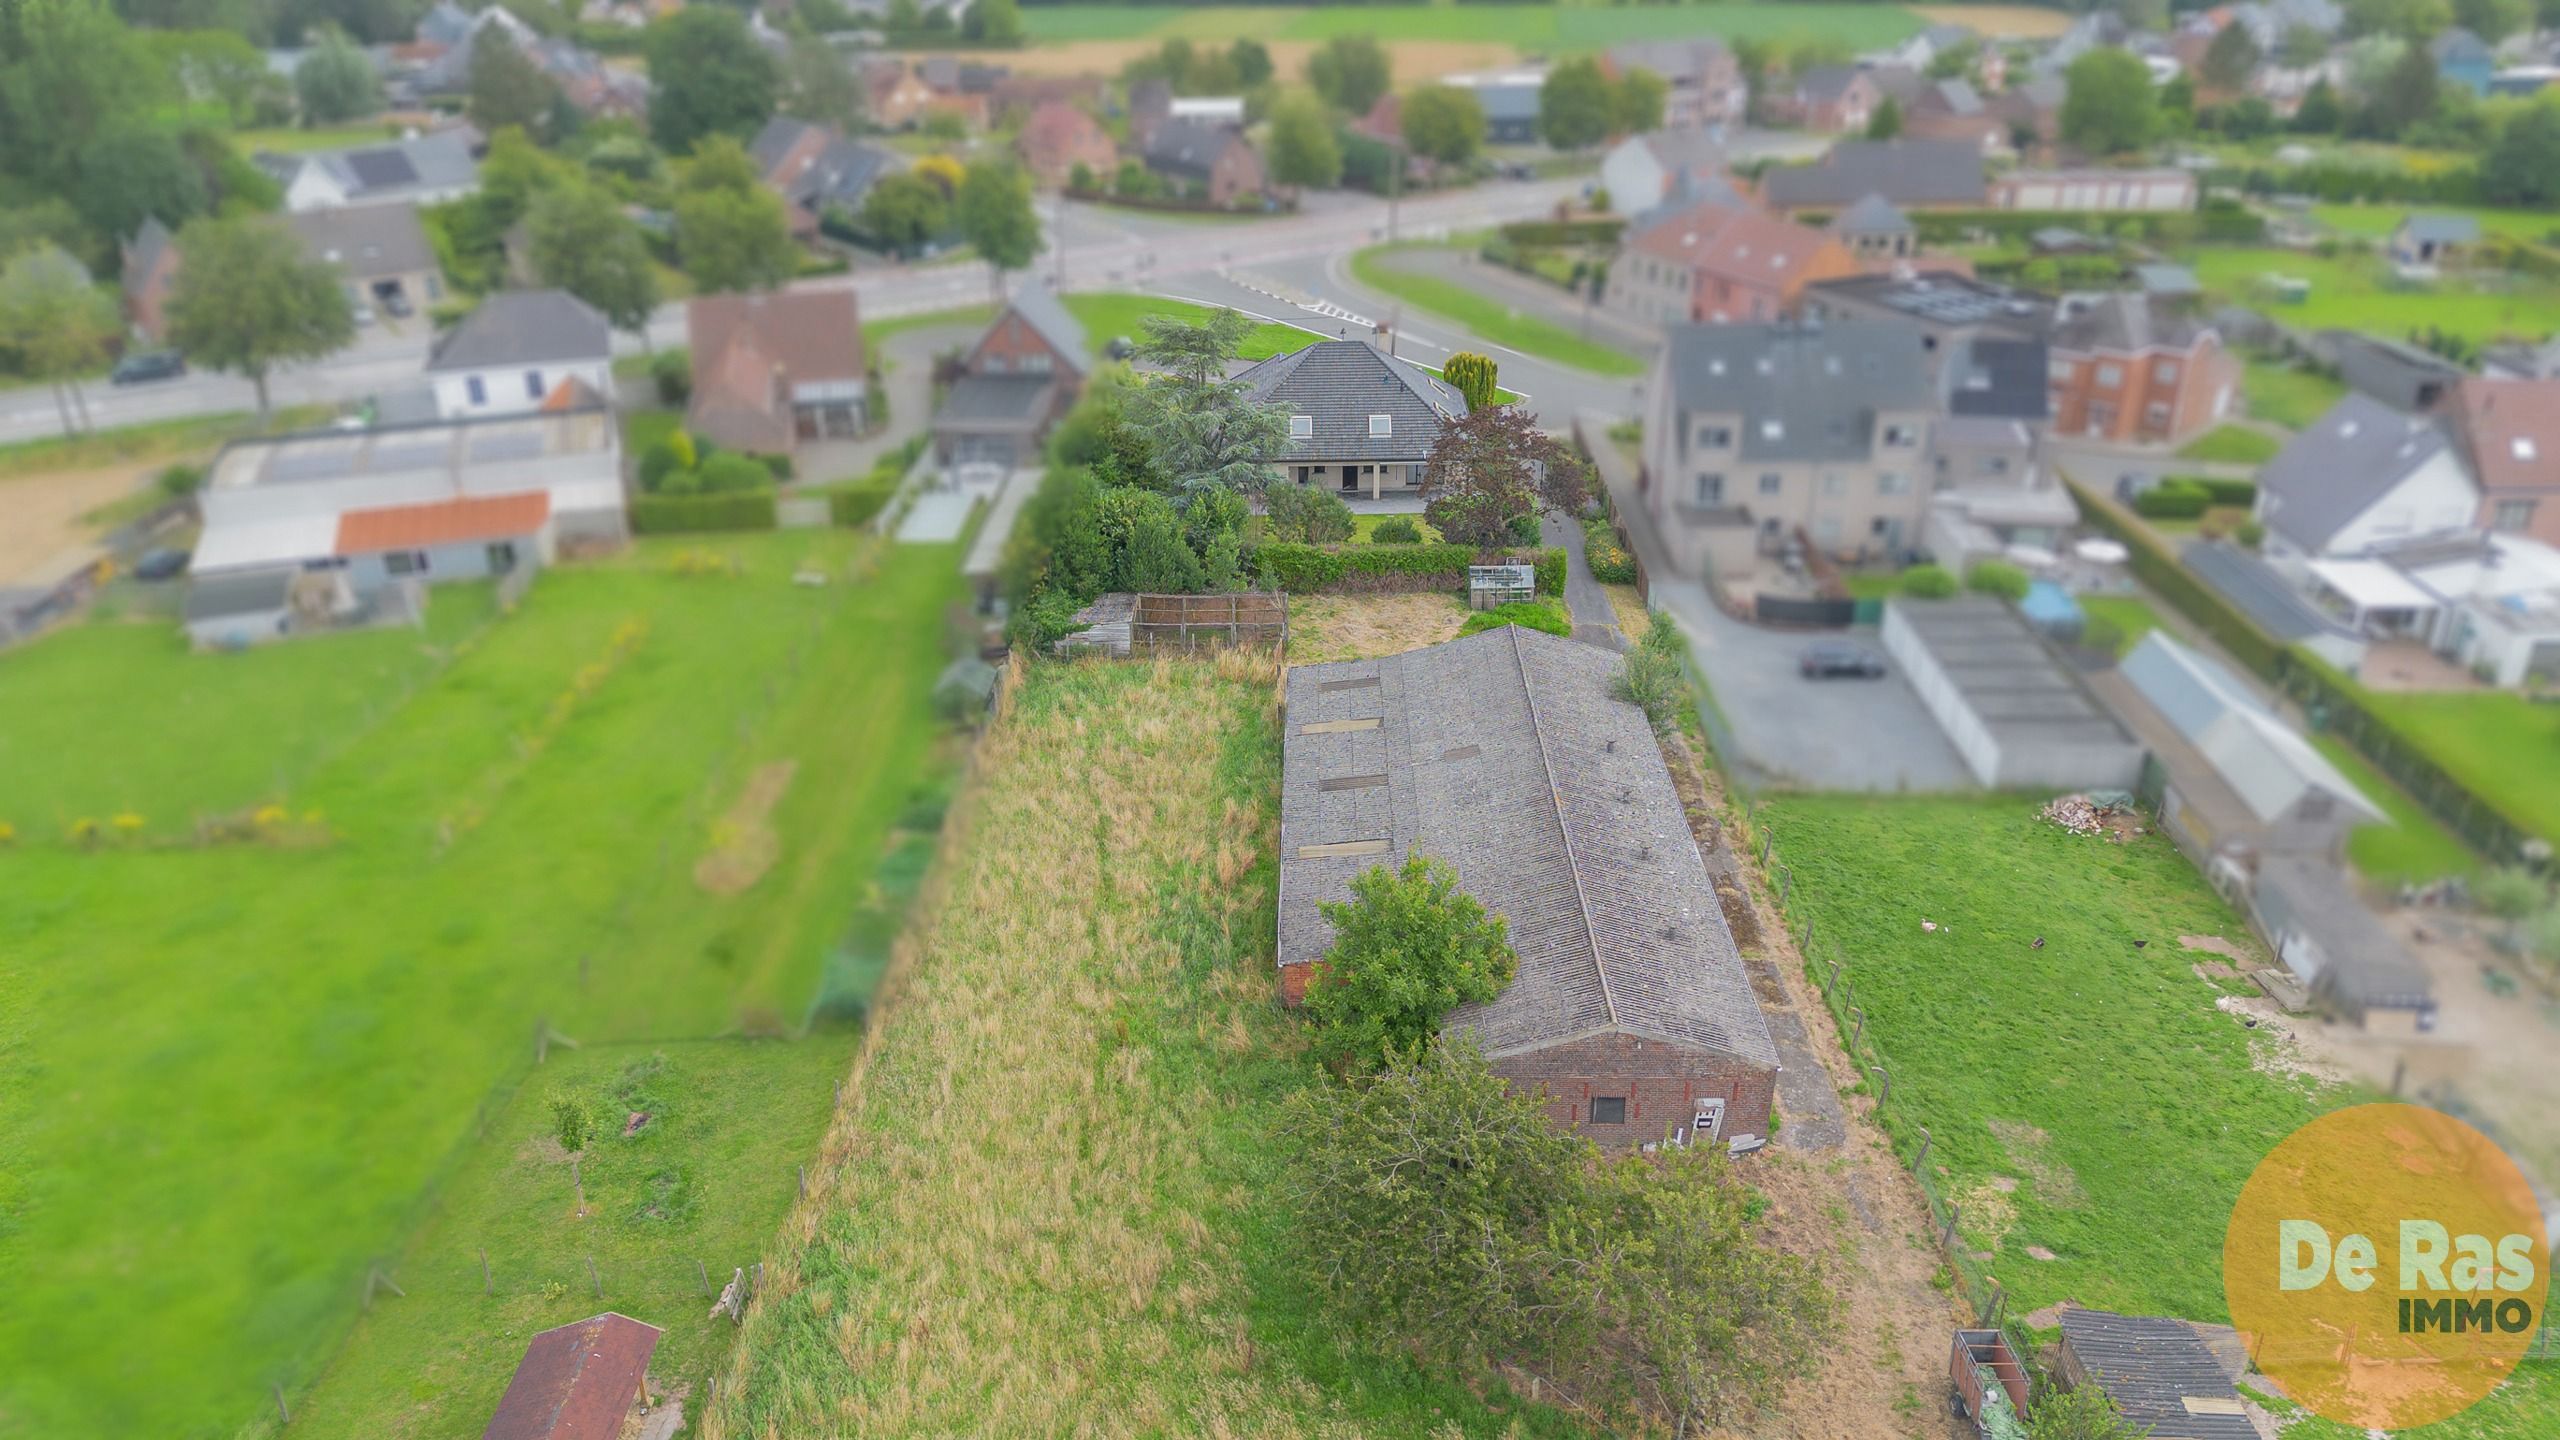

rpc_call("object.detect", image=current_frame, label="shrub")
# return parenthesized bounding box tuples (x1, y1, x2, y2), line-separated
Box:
(1964, 559, 2030, 601)
(156, 462, 204, 499)
(1254, 542, 1563, 595)
(1305, 855, 1517, 1070)
(1458, 599, 1572, 638)
(1265, 483, 1357, 544)
(629, 490, 779, 534)
(2235, 518, 2265, 549)
(651, 350, 690, 406)
(825, 476, 901, 527)
(2132, 479, 2211, 519)
(695, 451, 773, 494)
(759, 452, 795, 482)
(1505, 511, 1542, 546)
(550, 1094, 597, 1153)
(2196, 476, 2258, 507)
(1613, 641, 1685, 730)
(1582, 515, 1637, 584)
(1370, 515, 1424, 544)
(1900, 564, 1958, 599)
(637, 438, 686, 493)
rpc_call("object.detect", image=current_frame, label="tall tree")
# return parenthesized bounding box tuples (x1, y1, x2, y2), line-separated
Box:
(467, 26, 559, 139)
(2482, 101, 2560, 206)
(1419, 403, 1590, 546)
(1539, 56, 1615, 151)
(1400, 84, 1485, 166)
(647, 6, 778, 154)
(1125, 309, 1291, 495)
(1265, 89, 1342, 191)
(859, 171, 948, 254)
(2454, 0, 2532, 41)
(1441, 352, 1497, 412)
(781, 28, 864, 130)
(0, 245, 120, 436)
(1611, 66, 1668, 135)
(1229, 37, 1273, 88)
(153, 29, 270, 124)
(673, 150, 796, 294)
(527, 182, 658, 345)
(2277, 24, 2331, 67)
(165, 215, 353, 417)
(0, 0, 169, 190)
(1304, 855, 1517, 1070)
(2293, 74, 2344, 131)
(1865, 94, 1904, 139)
(959, 0, 1020, 45)
(956, 158, 1039, 292)
(2360, 37, 2439, 137)
(1305, 34, 1390, 116)
(2201, 20, 2263, 91)
(2060, 47, 2159, 154)
(293, 24, 381, 123)
(72, 126, 208, 239)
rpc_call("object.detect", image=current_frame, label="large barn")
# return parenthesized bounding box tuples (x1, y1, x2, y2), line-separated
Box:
(1276, 626, 1781, 1150)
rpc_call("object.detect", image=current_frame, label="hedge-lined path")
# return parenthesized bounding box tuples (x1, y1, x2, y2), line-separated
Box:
(1542, 508, 1623, 650)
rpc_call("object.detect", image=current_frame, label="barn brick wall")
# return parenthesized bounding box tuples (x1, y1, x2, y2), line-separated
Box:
(1487, 1030, 1776, 1150)
(1278, 961, 1317, 1006)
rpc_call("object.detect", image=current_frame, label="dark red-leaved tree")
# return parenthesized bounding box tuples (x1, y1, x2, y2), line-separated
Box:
(1418, 403, 1593, 548)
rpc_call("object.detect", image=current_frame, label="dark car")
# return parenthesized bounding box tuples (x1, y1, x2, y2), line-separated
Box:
(133, 548, 190, 581)
(110, 350, 186, 385)
(1104, 335, 1135, 361)
(1799, 641, 1887, 679)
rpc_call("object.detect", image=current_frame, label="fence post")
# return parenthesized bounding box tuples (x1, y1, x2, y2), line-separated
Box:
(697, 1258, 712, 1297)
(1869, 1065, 1890, 1105)
(798, 1165, 807, 1201)
(1942, 1203, 1963, 1250)
(274, 1383, 290, 1427)
(1850, 1006, 1866, 1055)
(480, 1248, 492, 1296)
(1759, 831, 1772, 866)
(1778, 866, 1792, 910)
(1824, 958, 1842, 996)
(1914, 1125, 1932, 1175)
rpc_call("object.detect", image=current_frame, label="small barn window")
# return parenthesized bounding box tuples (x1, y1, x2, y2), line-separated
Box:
(1589, 1096, 1627, 1125)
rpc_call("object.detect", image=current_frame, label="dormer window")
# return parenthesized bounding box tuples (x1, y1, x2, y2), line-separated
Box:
(1290, 414, 1314, 438)
(1369, 414, 1392, 437)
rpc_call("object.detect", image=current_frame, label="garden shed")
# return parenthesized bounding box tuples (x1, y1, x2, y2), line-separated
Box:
(1881, 598, 2141, 789)
(479, 1312, 662, 1440)
(2054, 1308, 2255, 1440)
(1276, 626, 1781, 1149)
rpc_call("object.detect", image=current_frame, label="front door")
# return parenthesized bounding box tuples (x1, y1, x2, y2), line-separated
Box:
(1339, 465, 1361, 494)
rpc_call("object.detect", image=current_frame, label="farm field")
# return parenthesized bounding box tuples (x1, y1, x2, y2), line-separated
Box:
(0, 532, 965, 1439)
(703, 657, 1590, 1437)
(1017, 2, 1925, 49)
(1352, 243, 1649, 376)
(2188, 247, 2560, 347)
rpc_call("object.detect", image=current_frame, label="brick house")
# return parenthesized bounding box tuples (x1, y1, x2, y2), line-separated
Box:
(1142, 117, 1265, 205)
(1604, 196, 1859, 327)
(1901, 78, 2010, 155)
(865, 60, 934, 130)
(2045, 293, 2238, 445)
(1239, 339, 1468, 501)
(749, 117, 901, 236)
(1782, 65, 1881, 132)
(120, 216, 181, 342)
(1015, 101, 1117, 191)
(1606, 38, 1747, 130)
(930, 280, 1091, 470)
(685, 289, 868, 458)
(1277, 626, 1782, 1150)
(2446, 377, 2560, 546)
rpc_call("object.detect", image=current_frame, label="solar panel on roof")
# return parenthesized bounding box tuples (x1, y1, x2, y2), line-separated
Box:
(469, 431, 545, 463)
(345, 149, 419, 189)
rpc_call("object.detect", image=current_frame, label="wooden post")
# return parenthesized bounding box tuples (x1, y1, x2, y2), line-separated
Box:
(1850, 1007, 1866, 1055)
(1914, 1125, 1932, 1175)
(376, 1266, 405, 1299)
(1778, 867, 1792, 910)
(587, 1253, 603, 1299)
(1869, 1065, 1890, 1105)
(1825, 959, 1842, 996)
(574, 1158, 586, 1215)
(1942, 1203, 1963, 1250)
(481, 1248, 492, 1296)
(1759, 832, 1772, 866)
(797, 1165, 807, 1200)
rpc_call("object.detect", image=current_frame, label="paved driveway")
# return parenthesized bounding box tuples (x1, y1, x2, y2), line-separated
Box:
(1652, 577, 1973, 793)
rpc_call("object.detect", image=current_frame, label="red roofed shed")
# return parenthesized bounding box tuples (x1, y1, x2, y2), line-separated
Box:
(336, 491, 552, 556)
(481, 1312, 663, 1440)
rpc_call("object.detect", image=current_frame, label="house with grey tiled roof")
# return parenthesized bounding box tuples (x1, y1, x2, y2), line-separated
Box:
(2254, 395, 2476, 569)
(1238, 339, 1468, 502)
(1277, 626, 1781, 1150)
(1759, 138, 1987, 214)
(259, 130, 481, 214)
(931, 280, 1091, 471)
(2389, 211, 2482, 269)
(425, 289, 612, 419)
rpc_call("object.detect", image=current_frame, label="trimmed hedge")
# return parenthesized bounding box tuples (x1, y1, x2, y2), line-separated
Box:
(1500, 217, 1625, 247)
(1459, 599, 1573, 638)
(825, 477, 900, 528)
(2065, 476, 2281, 676)
(630, 489, 779, 535)
(2133, 479, 2211, 519)
(2196, 476, 2257, 507)
(1255, 542, 1565, 596)
(1907, 201, 2263, 248)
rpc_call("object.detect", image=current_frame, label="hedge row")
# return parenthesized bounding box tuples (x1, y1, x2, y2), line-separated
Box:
(2065, 477, 2281, 675)
(1500, 217, 1625, 247)
(2134, 476, 2258, 519)
(1907, 201, 2264, 247)
(1255, 542, 1564, 596)
(630, 489, 780, 535)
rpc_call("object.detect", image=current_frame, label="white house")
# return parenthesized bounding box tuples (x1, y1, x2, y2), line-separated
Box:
(426, 290, 614, 420)
(2256, 395, 2478, 573)
(260, 130, 481, 213)
(1599, 129, 1729, 214)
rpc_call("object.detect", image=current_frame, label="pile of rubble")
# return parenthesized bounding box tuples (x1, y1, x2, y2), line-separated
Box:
(2039, 792, 2143, 840)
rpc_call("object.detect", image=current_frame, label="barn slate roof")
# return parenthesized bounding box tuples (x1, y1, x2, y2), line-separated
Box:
(2057, 1309, 2256, 1440)
(1236, 339, 1467, 463)
(1277, 627, 1780, 1071)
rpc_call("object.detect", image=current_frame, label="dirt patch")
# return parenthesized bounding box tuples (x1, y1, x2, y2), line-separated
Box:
(1986, 1118, 2087, 1210)
(2023, 1245, 2060, 1262)
(1908, 4, 2077, 37)
(1952, 1176, 2021, 1248)
(693, 760, 798, 896)
(0, 460, 155, 587)
(1285, 592, 1467, 663)
(2213, 994, 2345, 1085)
(2180, 933, 2254, 963)
(1604, 583, 1651, 640)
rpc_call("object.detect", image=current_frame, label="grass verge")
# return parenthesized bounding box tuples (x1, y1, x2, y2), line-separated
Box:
(2176, 423, 2283, 465)
(0, 407, 326, 485)
(1350, 244, 1647, 377)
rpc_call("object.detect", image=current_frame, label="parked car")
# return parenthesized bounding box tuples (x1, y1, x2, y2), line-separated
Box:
(1104, 335, 1135, 361)
(381, 289, 413, 319)
(1799, 641, 1887, 679)
(110, 350, 186, 385)
(132, 548, 190, 581)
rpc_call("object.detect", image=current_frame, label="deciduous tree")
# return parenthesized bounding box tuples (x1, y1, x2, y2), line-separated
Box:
(1420, 403, 1590, 547)
(1305, 855, 1517, 1069)
(647, 6, 778, 154)
(1866, 94, 1904, 139)
(674, 184, 796, 292)
(71, 126, 207, 240)
(1305, 34, 1390, 116)
(165, 215, 353, 417)
(1265, 89, 1342, 190)
(293, 24, 381, 123)
(0, 245, 119, 436)
(1539, 55, 1615, 150)
(2201, 19, 2264, 92)
(2482, 100, 2560, 206)
(1229, 37, 1273, 88)
(1611, 65, 1668, 134)
(1400, 84, 1485, 166)
(961, 0, 1021, 46)
(2060, 47, 2158, 154)
(467, 26, 559, 139)
(859, 171, 948, 254)
(527, 181, 659, 343)
(957, 158, 1040, 285)
(781, 28, 865, 131)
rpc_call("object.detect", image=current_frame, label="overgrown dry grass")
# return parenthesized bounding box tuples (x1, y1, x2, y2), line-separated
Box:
(1286, 592, 1468, 664)
(706, 654, 1583, 1438)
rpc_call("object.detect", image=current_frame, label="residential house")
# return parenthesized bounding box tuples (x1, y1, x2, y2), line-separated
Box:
(287, 203, 442, 318)
(1126, 77, 1173, 147)
(1168, 95, 1247, 128)
(1016, 101, 1117, 191)
(2388, 211, 2480, 269)
(1607, 38, 1747, 130)
(931, 280, 1091, 470)
(685, 290, 868, 458)
(1640, 319, 1940, 571)
(259, 130, 480, 213)
(1759, 138, 1988, 215)
(1876, 23, 1978, 73)
(1598, 129, 1729, 214)
(119, 217, 181, 343)
(2254, 395, 2476, 572)
(2434, 28, 2497, 96)
(1780, 65, 1882, 133)
(1986, 74, 2066, 150)
(2487, 66, 2560, 98)
(1830, 193, 1916, 259)
(480, 1314, 664, 1440)
(2133, 263, 2204, 301)
(1604, 196, 1859, 327)
(2045, 293, 2237, 445)
(425, 290, 613, 419)
(188, 402, 625, 642)
(866, 59, 936, 130)
(990, 72, 1110, 123)
(2034, 12, 2131, 79)
(1902, 78, 2010, 155)
(749, 117, 902, 236)
(1277, 627, 1782, 1151)
(916, 57, 1005, 129)
(406, 6, 643, 118)
(1239, 339, 1467, 501)
(2449, 377, 2560, 547)
(1986, 168, 2198, 212)
(1442, 65, 1547, 144)
(2052, 1311, 2258, 1440)
(2226, 0, 2346, 48)
(1143, 118, 1265, 206)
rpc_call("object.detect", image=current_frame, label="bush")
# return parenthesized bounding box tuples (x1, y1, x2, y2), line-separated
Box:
(1900, 564, 1958, 599)
(637, 438, 686, 493)
(1582, 515, 1637, 584)
(2196, 476, 2257, 507)
(1964, 559, 2030, 601)
(1370, 515, 1424, 544)
(825, 476, 901, 528)
(696, 452, 773, 494)
(2234, 518, 2264, 549)
(1458, 599, 1572, 638)
(155, 462, 204, 499)
(651, 350, 691, 406)
(759, 452, 795, 482)
(2132, 479, 2211, 519)
(1505, 511, 1542, 546)
(1265, 483, 1357, 544)
(1613, 641, 1685, 730)
(1255, 542, 1565, 596)
(629, 490, 779, 534)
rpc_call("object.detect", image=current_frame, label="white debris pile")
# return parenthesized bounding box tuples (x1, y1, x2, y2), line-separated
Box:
(2039, 793, 2109, 835)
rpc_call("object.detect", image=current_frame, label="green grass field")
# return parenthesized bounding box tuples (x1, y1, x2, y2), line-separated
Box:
(1352, 244, 1648, 376)
(1020, 2, 1924, 48)
(231, 121, 409, 153)
(2190, 248, 2560, 348)
(2242, 357, 2350, 429)
(2310, 202, 2560, 247)
(2359, 688, 2560, 846)
(2176, 423, 2283, 464)
(1759, 795, 2335, 1323)
(2308, 734, 2482, 884)
(0, 533, 963, 1439)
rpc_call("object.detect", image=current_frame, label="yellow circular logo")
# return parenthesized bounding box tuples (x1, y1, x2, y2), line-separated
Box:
(2224, 1104, 2548, 1430)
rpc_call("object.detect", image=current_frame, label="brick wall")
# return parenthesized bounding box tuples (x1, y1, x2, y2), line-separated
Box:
(1487, 1030, 1776, 1150)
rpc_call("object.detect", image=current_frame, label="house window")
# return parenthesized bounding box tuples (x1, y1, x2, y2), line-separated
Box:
(1589, 1096, 1628, 1125)
(1290, 414, 1314, 439)
(984, 353, 1011, 374)
(384, 550, 429, 576)
(486, 540, 519, 572)
(1878, 472, 1909, 495)
(1022, 351, 1052, 375)
(2096, 363, 2123, 389)
(523, 370, 544, 400)
(1882, 423, 1919, 447)
(1694, 472, 1724, 505)
(1821, 473, 1846, 497)
(465, 375, 487, 406)
(2145, 401, 2171, 427)
(1369, 414, 1392, 437)
(1758, 473, 1782, 495)
(2153, 359, 2178, 385)
(2048, 359, 2073, 382)
(1697, 425, 1732, 448)
(2496, 499, 2537, 532)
